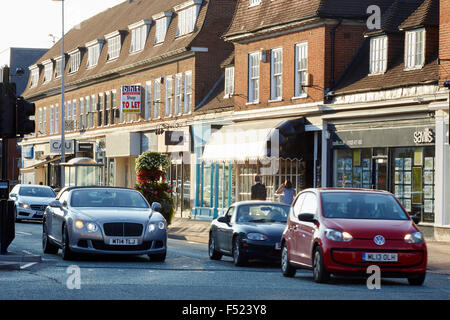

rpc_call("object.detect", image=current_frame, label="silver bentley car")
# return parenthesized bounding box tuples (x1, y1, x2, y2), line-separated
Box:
(42, 187, 167, 261)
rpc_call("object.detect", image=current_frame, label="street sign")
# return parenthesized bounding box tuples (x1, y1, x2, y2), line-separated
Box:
(50, 139, 74, 154)
(121, 85, 141, 113)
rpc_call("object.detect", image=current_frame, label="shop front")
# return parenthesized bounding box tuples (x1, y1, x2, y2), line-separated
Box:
(330, 120, 436, 223)
(192, 117, 316, 220)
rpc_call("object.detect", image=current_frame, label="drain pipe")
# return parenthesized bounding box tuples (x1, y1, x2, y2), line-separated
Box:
(330, 18, 343, 89)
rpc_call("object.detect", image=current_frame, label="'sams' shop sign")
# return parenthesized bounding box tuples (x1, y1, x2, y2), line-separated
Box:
(121, 85, 141, 113)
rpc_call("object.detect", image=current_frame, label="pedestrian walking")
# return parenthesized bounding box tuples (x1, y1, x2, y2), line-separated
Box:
(251, 176, 267, 200)
(276, 180, 296, 205)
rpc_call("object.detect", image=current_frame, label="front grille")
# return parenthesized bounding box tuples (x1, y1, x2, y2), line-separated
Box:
(91, 240, 152, 251)
(30, 205, 46, 211)
(103, 223, 143, 237)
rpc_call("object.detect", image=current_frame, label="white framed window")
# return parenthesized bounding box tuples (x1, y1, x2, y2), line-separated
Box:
(224, 67, 234, 98)
(42, 107, 47, 135)
(369, 36, 387, 74)
(98, 93, 104, 126)
(54, 104, 59, 134)
(248, 51, 260, 103)
(249, 0, 261, 7)
(43, 61, 53, 83)
(30, 67, 39, 88)
(50, 105, 54, 134)
(72, 99, 77, 123)
(174, 73, 182, 116)
(270, 48, 283, 100)
(84, 97, 89, 128)
(86, 39, 104, 68)
(37, 108, 42, 135)
(111, 90, 117, 125)
(69, 50, 81, 73)
(184, 71, 192, 114)
(153, 12, 172, 44)
(165, 76, 173, 117)
(174, 1, 201, 37)
(145, 81, 152, 120)
(154, 78, 162, 118)
(129, 20, 151, 53)
(294, 42, 308, 97)
(104, 92, 110, 126)
(90, 95, 95, 128)
(405, 28, 425, 70)
(107, 35, 121, 60)
(79, 98, 84, 130)
(55, 57, 63, 79)
(65, 102, 70, 131)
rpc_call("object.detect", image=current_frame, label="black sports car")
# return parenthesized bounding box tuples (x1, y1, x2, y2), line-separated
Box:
(208, 201, 290, 266)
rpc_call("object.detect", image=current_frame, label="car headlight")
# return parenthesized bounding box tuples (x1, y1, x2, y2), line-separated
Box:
(86, 222, 99, 233)
(19, 203, 30, 209)
(404, 231, 424, 244)
(325, 228, 353, 242)
(148, 221, 166, 232)
(75, 220, 84, 229)
(246, 233, 268, 241)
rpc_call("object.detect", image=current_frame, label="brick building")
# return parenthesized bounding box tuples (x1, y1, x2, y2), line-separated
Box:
(19, 0, 237, 215)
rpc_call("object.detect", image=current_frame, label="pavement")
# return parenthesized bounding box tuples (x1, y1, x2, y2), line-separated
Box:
(167, 217, 450, 274)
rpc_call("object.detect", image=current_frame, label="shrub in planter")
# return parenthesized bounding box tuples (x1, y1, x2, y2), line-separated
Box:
(135, 152, 175, 224)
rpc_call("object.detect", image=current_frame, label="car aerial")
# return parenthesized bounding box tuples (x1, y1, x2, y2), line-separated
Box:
(9, 184, 56, 222)
(281, 188, 427, 285)
(42, 186, 167, 261)
(208, 201, 290, 266)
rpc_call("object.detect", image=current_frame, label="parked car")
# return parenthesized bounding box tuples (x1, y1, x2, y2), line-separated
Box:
(208, 201, 290, 266)
(281, 188, 427, 285)
(42, 186, 167, 261)
(9, 184, 56, 222)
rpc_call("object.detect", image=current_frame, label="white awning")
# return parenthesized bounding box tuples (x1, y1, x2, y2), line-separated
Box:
(201, 118, 287, 162)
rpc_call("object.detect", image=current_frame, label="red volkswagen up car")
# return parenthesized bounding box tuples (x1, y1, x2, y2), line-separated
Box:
(281, 189, 427, 285)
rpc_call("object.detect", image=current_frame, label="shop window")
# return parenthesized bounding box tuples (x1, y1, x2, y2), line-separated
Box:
(334, 149, 373, 189)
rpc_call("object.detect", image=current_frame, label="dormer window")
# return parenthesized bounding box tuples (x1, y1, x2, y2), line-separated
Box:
(68, 49, 81, 73)
(174, 0, 202, 37)
(29, 66, 39, 88)
(105, 31, 123, 60)
(43, 60, 53, 83)
(369, 36, 387, 75)
(405, 28, 425, 70)
(54, 56, 65, 79)
(249, 0, 261, 7)
(86, 39, 105, 68)
(153, 12, 172, 44)
(128, 20, 152, 53)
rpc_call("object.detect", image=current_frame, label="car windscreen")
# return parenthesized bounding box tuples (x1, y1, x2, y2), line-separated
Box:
(19, 186, 55, 198)
(70, 189, 149, 208)
(321, 192, 409, 220)
(236, 204, 290, 223)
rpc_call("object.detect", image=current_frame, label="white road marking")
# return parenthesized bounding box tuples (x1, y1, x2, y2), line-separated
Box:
(17, 231, 32, 236)
(20, 263, 37, 270)
(22, 250, 33, 255)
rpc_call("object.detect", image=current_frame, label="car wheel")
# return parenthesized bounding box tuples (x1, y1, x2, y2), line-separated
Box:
(313, 247, 330, 283)
(232, 236, 247, 267)
(148, 251, 166, 262)
(208, 235, 222, 260)
(61, 224, 75, 261)
(42, 221, 58, 254)
(408, 273, 426, 286)
(281, 243, 296, 277)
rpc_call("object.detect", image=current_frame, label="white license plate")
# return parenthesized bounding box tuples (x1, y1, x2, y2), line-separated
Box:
(275, 242, 281, 250)
(35, 211, 43, 216)
(109, 238, 138, 245)
(362, 252, 398, 262)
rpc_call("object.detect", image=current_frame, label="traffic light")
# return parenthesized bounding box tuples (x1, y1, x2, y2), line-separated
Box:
(16, 96, 35, 137)
(0, 83, 17, 138)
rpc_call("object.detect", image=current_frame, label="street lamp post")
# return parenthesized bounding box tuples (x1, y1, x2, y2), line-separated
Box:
(53, 0, 65, 187)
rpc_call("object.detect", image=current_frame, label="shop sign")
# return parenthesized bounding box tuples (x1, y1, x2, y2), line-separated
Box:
(413, 128, 434, 144)
(50, 139, 74, 154)
(77, 143, 93, 153)
(121, 85, 141, 113)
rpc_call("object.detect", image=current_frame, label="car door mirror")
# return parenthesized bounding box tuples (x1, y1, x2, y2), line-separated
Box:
(49, 200, 63, 209)
(411, 215, 420, 225)
(151, 202, 162, 213)
(62, 200, 68, 208)
(217, 216, 229, 223)
(9, 193, 17, 199)
(298, 213, 317, 223)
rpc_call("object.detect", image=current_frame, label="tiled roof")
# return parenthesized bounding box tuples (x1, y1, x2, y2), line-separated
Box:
(399, 0, 439, 30)
(23, 0, 211, 98)
(333, 39, 439, 94)
(224, 0, 394, 39)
